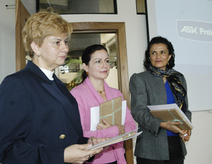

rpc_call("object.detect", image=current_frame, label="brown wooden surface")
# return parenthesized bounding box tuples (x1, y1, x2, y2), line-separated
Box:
(72, 22, 134, 164)
(15, 0, 30, 71)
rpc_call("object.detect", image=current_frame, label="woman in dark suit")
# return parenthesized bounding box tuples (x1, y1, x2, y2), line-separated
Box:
(0, 9, 103, 164)
(129, 36, 192, 164)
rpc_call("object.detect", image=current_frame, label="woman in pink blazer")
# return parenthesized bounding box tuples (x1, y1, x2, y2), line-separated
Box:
(71, 44, 136, 164)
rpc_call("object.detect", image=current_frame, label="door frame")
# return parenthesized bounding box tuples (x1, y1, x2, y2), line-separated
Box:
(15, 0, 30, 71)
(71, 22, 133, 164)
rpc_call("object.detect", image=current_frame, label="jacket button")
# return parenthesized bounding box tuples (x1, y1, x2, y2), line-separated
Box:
(59, 134, 65, 139)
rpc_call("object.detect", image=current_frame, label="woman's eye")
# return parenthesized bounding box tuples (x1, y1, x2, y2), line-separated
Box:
(55, 41, 60, 45)
(64, 40, 69, 44)
(96, 60, 100, 63)
(106, 60, 110, 63)
(161, 51, 166, 54)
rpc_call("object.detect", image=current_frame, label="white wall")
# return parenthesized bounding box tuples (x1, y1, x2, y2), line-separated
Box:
(0, 0, 35, 83)
(185, 111, 212, 164)
(0, 0, 211, 163)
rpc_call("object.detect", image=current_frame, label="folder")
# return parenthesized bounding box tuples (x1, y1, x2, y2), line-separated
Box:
(99, 96, 122, 125)
(87, 129, 142, 150)
(147, 103, 193, 130)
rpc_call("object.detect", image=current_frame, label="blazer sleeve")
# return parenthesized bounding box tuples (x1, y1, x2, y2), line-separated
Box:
(0, 75, 64, 164)
(129, 73, 163, 136)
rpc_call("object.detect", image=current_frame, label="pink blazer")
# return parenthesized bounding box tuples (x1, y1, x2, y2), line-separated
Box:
(71, 77, 136, 164)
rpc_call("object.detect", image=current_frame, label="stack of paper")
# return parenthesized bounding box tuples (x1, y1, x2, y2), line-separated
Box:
(147, 103, 193, 130)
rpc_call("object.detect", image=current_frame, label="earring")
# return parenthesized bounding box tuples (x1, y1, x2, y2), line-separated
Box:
(86, 72, 88, 75)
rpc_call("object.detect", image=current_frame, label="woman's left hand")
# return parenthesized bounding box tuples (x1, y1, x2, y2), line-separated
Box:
(88, 136, 110, 150)
(88, 136, 108, 145)
(115, 125, 125, 135)
(179, 130, 191, 143)
(96, 119, 112, 130)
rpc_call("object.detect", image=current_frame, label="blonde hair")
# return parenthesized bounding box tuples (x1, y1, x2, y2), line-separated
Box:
(22, 8, 73, 57)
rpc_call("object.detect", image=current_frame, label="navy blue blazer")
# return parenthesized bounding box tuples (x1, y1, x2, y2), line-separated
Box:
(0, 61, 87, 164)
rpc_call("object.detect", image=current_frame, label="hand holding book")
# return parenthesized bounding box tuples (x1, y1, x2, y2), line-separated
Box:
(147, 103, 193, 130)
(90, 97, 126, 131)
(160, 120, 187, 135)
(87, 129, 142, 150)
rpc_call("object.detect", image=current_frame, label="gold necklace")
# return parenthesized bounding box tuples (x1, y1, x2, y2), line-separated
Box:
(97, 90, 105, 94)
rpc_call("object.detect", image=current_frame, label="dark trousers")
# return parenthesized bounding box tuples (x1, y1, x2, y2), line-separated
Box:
(136, 136, 184, 164)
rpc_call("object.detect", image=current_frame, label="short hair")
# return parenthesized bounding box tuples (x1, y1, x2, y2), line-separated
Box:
(22, 8, 73, 57)
(144, 36, 175, 70)
(81, 44, 108, 82)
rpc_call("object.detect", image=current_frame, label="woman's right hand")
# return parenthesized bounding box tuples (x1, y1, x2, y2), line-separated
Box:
(96, 119, 112, 130)
(64, 144, 103, 164)
(160, 121, 186, 135)
(179, 130, 191, 143)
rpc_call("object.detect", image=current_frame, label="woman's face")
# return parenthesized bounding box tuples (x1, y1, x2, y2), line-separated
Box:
(83, 49, 110, 81)
(35, 33, 69, 71)
(149, 43, 172, 70)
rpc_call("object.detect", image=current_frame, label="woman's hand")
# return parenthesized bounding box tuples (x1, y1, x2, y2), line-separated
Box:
(179, 130, 191, 143)
(115, 125, 125, 135)
(88, 136, 110, 150)
(64, 143, 103, 164)
(87, 136, 108, 146)
(96, 119, 112, 130)
(96, 119, 125, 135)
(160, 121, 186, 135)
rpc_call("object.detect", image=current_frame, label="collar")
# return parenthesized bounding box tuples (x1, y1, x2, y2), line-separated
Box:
(39, 68, 54, 80)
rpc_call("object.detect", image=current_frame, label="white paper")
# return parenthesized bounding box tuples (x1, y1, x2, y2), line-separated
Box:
(90, 100, 127, 131)
(90, 106, 100, 131)
(122, 100, 126, 125)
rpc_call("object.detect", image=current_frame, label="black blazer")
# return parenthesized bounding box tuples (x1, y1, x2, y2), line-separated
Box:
(0, 61, 87, 164)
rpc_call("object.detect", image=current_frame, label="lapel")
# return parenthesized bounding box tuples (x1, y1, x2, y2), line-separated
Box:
(84, 77, 106, 104)
(26, 61, 83, 137)
(150, 74, 167, 104)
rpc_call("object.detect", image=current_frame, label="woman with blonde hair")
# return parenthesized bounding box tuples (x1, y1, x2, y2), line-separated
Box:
(0, 9, 103, 164)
